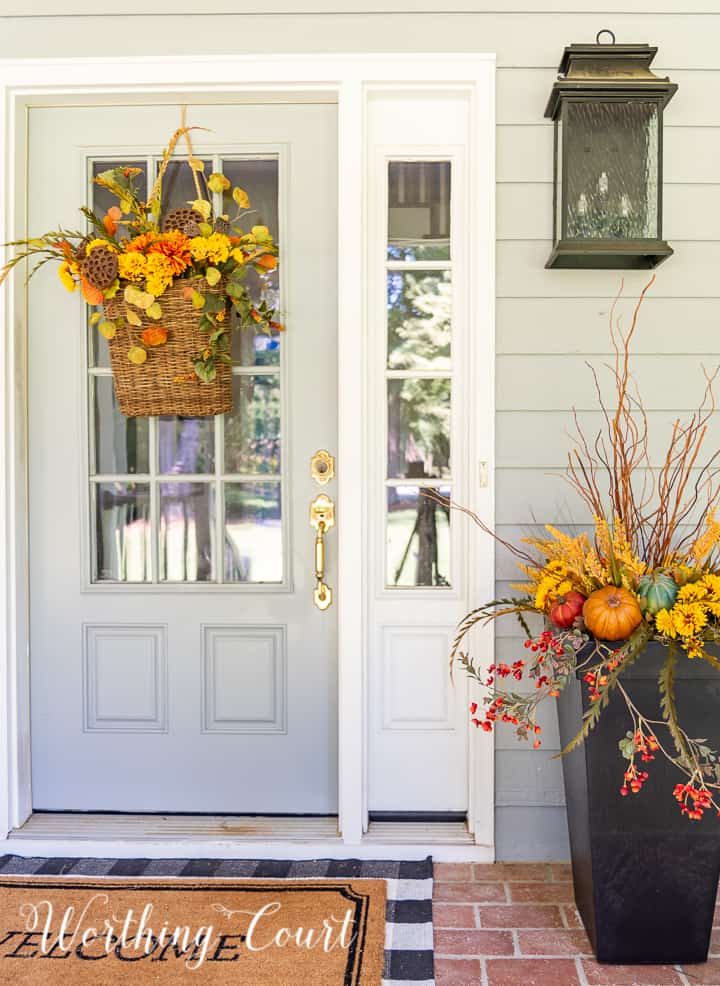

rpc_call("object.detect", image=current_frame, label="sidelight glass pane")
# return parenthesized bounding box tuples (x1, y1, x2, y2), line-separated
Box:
(386, 485, 451, 587)
(223, 482, 282, 583)
(388, 161, 451, 261)
(93, 376, 149, 475)
(224, 374, 281, 475)
(94, 482, 151, 582)
(159, 482, 215, 582)
(160, 159, 212, 213)
(387, 377, 451, 479)
(387, 270, 451, 371)
(564, 101, 659, 240)
(158, 416, 215, 475)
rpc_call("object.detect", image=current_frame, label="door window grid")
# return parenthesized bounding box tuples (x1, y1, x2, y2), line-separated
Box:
(384, 160, 453, 589)
(87, 154, 284, 585)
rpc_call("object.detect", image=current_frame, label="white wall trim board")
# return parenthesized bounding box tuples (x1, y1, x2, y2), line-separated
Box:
(0, 52, 496, 857)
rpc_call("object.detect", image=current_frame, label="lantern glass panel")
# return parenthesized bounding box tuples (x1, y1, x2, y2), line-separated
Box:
(563, 101, 659, 241)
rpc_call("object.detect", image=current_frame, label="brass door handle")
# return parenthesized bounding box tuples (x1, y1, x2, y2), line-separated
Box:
(310, 493, 335, 610)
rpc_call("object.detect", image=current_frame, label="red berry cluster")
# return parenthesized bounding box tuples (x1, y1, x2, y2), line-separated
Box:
(523, 629, 564, 659)
(635, 731, 659, 763)
(620, 763, 649, 796)
(673, 782, 714, 820)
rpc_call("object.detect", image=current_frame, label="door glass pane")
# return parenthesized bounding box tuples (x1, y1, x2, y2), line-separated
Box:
(159, 482, 215, 582)
(387, 377, 451, 478)
(388, 161, 451, 261)
(160, 159, 212, 213)
(224, 482, 282, 583)
(230, 321, 281, 367)
(224, 375, 281, 475)
(93, 376, 149, 475)
(158, 417, 215, 475)
(92, 160, 147, 219)
(94, 482, 151, 582)
(387, 485, 451, 587)
(387, 271, 451, 371)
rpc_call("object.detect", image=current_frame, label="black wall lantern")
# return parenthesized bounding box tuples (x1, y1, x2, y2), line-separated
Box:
(545, 31, 677, 270)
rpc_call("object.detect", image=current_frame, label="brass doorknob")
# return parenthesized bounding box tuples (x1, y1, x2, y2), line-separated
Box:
(310, 493, 335, 610)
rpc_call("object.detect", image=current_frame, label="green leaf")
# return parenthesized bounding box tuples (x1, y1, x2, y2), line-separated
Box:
(226, 280, 246, 299)
(188, 157, 206, 172)
(198, 223, 213, 237)
(89, 312, 102, 327)
(126, 308, 142, 327)
(203, 294, 224, 314)
(205, 267, 221, 287)
(207, 173, 230, 193)
(193, 359, 216, 383)
(191, 290, 206, 309)
(146, 302, 162, 320)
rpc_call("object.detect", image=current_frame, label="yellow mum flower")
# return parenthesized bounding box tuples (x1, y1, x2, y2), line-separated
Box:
(205, 233, 231, 265)
(118, 252, 148, 282)
(654, 608, 677, 638)
(701, 574, 720, 600)
(706, 601, 720, 619)
(686, 640, 705, 660)
(677, 581, 708, 602)
(144, 254, 175, 297)
(556, 580, 573, 596)
(231, 247, 247, 265)
(189, 236, 210, 261)
(58, 261, 76, 292)
(672, 602, 707, 638)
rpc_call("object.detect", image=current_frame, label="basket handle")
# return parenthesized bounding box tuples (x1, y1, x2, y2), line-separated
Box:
(148, 107, 206, 216)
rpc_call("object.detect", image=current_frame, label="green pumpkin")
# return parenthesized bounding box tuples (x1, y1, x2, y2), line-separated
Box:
(638, 573, 678, 615)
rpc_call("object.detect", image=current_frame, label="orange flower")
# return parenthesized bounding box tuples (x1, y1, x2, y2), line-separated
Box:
(142, 326, 168, 347)
(147, 231, 192, 276)
(124, 232, 158, 255)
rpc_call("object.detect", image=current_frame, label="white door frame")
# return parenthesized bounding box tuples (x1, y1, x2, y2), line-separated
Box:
(0, 53, 496, 857)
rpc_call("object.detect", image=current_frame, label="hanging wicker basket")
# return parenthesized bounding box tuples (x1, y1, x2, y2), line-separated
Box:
(104, 277, 232, 418)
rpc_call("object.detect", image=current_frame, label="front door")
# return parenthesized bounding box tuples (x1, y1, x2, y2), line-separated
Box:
(27, 102, 338, 813)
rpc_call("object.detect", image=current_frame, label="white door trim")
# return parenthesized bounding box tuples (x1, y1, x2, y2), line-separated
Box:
(0, 52, 496, 855)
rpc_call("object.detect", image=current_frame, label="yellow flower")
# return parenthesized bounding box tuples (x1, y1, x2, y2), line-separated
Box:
(701, 574, 720, 600)
(672, 602, 707, 638)
(231, 247, 247, 265)
(189, 236, 210, 261)
(654, 608, 677, 638)
(556, 580, 573, 596)
(205, 232, 231, 265)
(144, 254, 175, 297)
(686, 640, 705, 660)
(705, 600, 720, 618)
(118, 252, 148, 282)
(677, 581, 708, 603)
(58, 261, 76, 292)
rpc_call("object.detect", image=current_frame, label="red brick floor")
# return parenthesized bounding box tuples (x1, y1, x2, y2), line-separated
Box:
(432, 863, 719, 986)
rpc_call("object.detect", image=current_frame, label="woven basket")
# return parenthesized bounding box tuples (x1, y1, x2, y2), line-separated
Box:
(104, 278, 232, 418)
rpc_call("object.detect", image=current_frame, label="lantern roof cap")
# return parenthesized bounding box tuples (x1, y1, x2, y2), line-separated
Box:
(545, 41, 677, 118)
(557, 43, 660, 77)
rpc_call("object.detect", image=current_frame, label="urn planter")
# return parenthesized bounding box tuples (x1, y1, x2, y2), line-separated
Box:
(557, 641, 720, 964)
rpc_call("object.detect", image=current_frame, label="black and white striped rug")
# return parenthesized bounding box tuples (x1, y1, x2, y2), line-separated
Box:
(0, 854, 434, 985)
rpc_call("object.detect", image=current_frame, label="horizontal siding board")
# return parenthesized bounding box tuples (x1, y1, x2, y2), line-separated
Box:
(1, 13, 720, 70)
(497, 183, 720, 241)
(497, 353, 720, 409)
(495, 749, 565, 805)
(497, 241, 720, 297)
(497, 410, 720, 467)
(498, 127, 720, 186)
(497, 297, 720, 354)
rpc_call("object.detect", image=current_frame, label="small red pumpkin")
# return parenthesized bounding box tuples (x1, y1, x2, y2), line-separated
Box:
(549, 591, 587, 629)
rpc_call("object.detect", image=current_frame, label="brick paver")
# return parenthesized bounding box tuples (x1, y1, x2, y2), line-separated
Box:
(433, 862, 717, 986)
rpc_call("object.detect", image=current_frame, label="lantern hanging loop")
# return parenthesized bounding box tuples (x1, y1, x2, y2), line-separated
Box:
(595, 29, 616, 45)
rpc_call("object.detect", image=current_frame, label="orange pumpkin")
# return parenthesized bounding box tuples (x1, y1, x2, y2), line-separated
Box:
(582, 586, 642, 641)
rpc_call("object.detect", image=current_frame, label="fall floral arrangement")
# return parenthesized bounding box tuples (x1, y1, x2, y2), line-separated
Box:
(0, 120, 281, 408)
(448, 278, 720, 821)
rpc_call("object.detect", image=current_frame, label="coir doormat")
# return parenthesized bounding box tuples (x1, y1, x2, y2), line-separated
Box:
(0, 876, 386, 984)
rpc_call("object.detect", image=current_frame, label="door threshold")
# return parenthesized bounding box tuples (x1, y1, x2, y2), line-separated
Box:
(10, 812, 341, 843)
(6, 813, 491, 861)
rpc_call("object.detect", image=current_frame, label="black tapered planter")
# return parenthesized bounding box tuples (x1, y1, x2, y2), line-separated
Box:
(557, 641, 720, 964)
